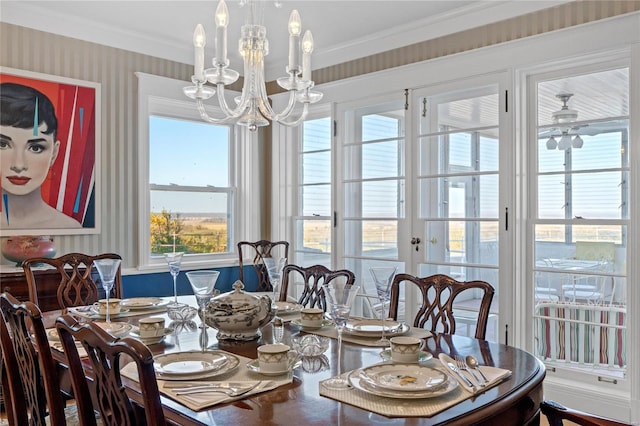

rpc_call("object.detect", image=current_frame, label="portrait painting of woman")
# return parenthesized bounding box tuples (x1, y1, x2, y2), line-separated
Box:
(0, 68, 100, 235)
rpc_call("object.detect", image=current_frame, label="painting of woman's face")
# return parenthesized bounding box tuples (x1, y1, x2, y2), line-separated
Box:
(0, 123, 60, 196)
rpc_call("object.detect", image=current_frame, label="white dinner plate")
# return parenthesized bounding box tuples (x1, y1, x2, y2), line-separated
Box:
(290, 318, 334, 330)
(130, 327, 174, 345)
(89, 307, 131, 317)
(379, 349, 433, 363)
(344, 320, 408, 337)
(358, 363, 449, 392)
(120, 297, 167, 309)
(348, 369, 458, 399)
(153, 351, 239, 380)
(275, 301, 304, 314)
(246, 358, 302, 376)
(45, 322, 132, 341)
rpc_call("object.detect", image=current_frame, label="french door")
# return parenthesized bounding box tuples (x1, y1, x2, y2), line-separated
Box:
(338, 74, 511, 342)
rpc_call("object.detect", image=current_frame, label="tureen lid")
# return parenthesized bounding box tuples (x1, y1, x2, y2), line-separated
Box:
(209, 280, 265, 312)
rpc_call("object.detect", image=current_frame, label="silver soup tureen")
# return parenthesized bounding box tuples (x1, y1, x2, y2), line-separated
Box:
(203, 280, 275, 340)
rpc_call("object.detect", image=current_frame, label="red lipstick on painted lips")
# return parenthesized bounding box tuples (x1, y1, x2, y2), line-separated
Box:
(7, 176, 31, 185)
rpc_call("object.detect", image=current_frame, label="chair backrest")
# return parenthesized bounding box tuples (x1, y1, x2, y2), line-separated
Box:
(55, 314, 165, 426)
(388, 273, 495, 340)
(541, 400, 629, 426)
(0, 292, 67, 426)
(237, 240, 289, 292)
(23, 252, 123, 309)
(280, 264, 356, 311)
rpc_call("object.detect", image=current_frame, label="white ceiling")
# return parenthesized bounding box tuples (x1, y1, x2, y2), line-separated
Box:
(1, 0, 570, 80)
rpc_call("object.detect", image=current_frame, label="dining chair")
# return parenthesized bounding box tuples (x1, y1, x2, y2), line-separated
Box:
(541, 400, 629, 425)
(22, 252, 123, 310)
(0, 292, 77, 426)
(388, 273, 495, 340)
(279, 264, 356, 311)
(55, 314, 165, 426)
(237, 240, 289, 292)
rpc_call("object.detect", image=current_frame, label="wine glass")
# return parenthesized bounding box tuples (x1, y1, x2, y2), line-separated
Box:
(93, 258, 122, 328)
(322, 282, 360, 390)
(186, 270, 219, 352)
(164, 252, 186, 309)
(264, 257, 287, 305)
(369, 266, 398, 346)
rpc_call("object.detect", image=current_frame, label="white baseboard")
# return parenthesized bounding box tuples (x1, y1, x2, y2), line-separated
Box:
(543, 377, 632, 423)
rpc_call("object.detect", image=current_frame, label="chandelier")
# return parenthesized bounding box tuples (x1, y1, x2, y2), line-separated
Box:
(545, 93, 584, 150)
(183, 0, 323, 131)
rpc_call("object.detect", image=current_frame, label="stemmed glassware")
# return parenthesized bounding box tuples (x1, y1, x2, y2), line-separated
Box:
(164, 252, 186, 309)
(322, 282, 360, 390)
(369, 266, 398, 346)
(93, 258, 122, 328)
(186, 270, 219, 352)
(264, 257, 287, 305)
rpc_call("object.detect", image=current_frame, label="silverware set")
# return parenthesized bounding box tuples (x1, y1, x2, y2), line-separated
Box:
(164, 381, 263, 396)
(447, 355, 490, 390)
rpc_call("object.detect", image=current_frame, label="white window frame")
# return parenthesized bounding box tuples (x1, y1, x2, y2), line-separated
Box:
(136, 72, 260, 271)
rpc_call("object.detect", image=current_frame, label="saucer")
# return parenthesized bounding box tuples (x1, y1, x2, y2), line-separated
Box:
(90, 307, 130, 317)
(130, 327, 174, 345)
(246, 358, 302, 376)
(379, 349, 433, 363)
(291, 318, 333, 330)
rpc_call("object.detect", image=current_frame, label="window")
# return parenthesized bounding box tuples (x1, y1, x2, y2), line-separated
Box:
(136, 73, 256, 268)
(295, 116, 332, 267)
(149, 116, 234, 256)
(531, 66, 629, 381)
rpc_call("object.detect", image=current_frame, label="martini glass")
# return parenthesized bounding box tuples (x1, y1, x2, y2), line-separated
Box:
(186, 270, 219, 352)
(164, 252, 186, 309)
(322, 282, 360, 390)
(93, 258, 122, 327)
(264, 257, 287, 305)
(369, 266, 398, 346)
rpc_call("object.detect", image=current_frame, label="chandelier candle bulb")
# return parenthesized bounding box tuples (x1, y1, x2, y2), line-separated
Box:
(288, 10, 301, 73)
(301, 30, 313, 81)
(193, 24, 206, 81)
(215, 0, 228, 65)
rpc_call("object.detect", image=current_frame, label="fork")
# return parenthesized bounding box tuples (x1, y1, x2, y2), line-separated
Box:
(170, 381, 261, 396)
(455, 355, 484, 387)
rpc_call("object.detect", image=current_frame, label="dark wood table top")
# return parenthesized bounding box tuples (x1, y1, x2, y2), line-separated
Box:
(45, 296, 545, 426)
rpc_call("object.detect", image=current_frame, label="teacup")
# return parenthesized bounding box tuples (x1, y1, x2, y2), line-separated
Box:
(257, 344, 297, 373)
(389, 336, 426, 363)
(300, 308, 324, 328)
(92, 298, 122, 315)
(138, 317, 166, 339)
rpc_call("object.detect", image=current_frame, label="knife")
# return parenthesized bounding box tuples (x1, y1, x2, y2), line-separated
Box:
(163, 381, 250, 389)
(447, 362, 475, 389)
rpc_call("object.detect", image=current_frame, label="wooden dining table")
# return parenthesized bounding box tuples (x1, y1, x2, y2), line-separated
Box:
(44, 295, 545, 426)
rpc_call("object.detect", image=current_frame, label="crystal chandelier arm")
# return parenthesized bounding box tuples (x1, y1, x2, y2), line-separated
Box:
(216, 84, 249, 119)
(273, 102, 309, 127)
(195, 98, 237, 125)
(271, 90, 298, 121)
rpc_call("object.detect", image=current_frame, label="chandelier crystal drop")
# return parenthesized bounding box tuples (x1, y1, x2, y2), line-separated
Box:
(183, 0, 323, 131)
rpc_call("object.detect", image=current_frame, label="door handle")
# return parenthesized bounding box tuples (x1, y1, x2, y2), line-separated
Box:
(410, 237, 421, 251)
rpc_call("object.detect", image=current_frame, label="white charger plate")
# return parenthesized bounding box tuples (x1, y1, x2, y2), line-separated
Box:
(344, 320, 408, 337)
(89, 307, 131, 317)
(154, 351, 239, 380)
(246, 358, 302, 376)
(120, 297, 168, 309)
(379, 349, 433, 363)
(348, 369, 458, 399)
(358, 364, 449, 392)
(290, 318, 333, 330)
(130, 327, 174, 345)
(275, 301, 304, 314)
(46, 322, 132, 341)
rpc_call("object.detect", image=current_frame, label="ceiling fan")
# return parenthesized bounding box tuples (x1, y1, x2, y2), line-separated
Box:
(539, 93, 628, 150)
(542, 93, 584, 150)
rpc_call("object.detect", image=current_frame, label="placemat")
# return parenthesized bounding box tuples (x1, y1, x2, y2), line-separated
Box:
(319, 359, 511, 418)
(306, 325, 431, 347)
(121, 350, 293, 411)
(68, 305, 167, 319)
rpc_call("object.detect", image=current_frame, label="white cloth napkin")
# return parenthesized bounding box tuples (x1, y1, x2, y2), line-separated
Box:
(438, 353, 511, 394)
